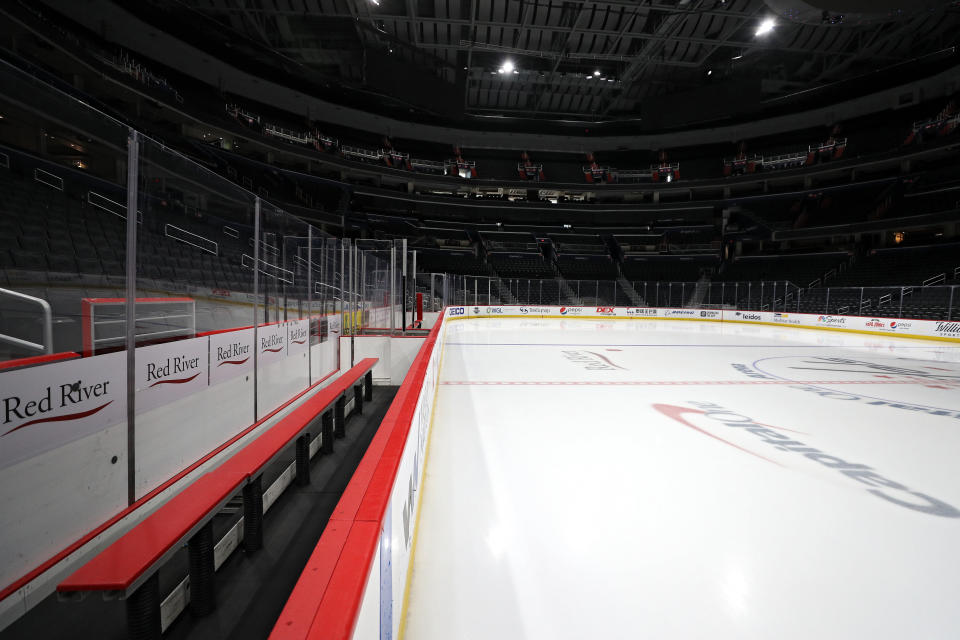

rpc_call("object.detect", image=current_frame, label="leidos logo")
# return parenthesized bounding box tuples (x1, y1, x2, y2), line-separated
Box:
(3, 379, 112, 435)
(738, 312, 761, 321)
(654, 402, 959, 518)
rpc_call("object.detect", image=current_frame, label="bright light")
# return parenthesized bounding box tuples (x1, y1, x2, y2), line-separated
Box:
(502, 60, 515, 73)
(731, 54, 743, 60)
(498, 67, 504, 74)
(707, 69, 713, 76)
(593, 70, 601, 76)
(586, 74, 593, 79)
(665, 174, 673, 183)
(755, 18, 775, 36)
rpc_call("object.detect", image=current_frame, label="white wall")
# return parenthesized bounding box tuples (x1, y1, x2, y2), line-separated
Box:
(340, 336, 425, 385)
(0, 322, 341, 628)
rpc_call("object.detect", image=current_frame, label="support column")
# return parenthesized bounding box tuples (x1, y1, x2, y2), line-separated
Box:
(322, 410, 334, 453)
(126, 573, 161, 640)
(354, 383, 364, 416)
(335, 397, 346, 438)
(295, 431, 311, 486)
(243, 476, 263, 553)
(188, 521, 215, 616)
(364, 371, 373, 401)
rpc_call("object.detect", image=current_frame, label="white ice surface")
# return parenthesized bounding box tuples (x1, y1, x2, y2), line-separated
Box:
(403, 318, 960, 640)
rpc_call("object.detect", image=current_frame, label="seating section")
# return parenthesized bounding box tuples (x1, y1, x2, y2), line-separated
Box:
(719, 252, 849, 287)
(831, 243, 960, 287)
(622, 255, 717, 282)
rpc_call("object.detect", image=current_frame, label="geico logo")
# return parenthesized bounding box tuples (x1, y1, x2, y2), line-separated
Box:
(3, 380, 111, 425)
(449, 307, 465, 316)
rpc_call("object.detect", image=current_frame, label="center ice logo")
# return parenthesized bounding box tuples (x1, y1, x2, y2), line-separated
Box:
(653, 402, 959, 518)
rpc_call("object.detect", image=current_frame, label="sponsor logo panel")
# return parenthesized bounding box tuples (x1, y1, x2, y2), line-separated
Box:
(258, 323, 287, 366)
(136, 336, 209, 413)
(287, 319, 309, 357)
(626, 307, 658, 317)
(0, 351, 126, 469)
(818, 315, 847, 326)
(935, 321, 960, 338)
(448, 307, 465, 316)
(209, 328, 254, 385)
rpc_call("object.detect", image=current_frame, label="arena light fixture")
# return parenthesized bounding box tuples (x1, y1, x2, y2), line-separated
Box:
(593, 70, 601, 76)
(755, 18, 776, 36)
(502, 60, 515, 74)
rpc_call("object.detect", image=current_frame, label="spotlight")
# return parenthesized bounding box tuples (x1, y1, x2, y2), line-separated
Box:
(593, 70, 601, 76)
(755, 18, 775, 37)
(502, 60, 515, 73)
(707, 69, 713, 76)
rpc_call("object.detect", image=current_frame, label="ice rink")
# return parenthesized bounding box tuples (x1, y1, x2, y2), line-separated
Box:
(402, 318, 960, 639)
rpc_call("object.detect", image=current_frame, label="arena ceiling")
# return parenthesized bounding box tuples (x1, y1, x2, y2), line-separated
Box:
(164, 0, 960, 121)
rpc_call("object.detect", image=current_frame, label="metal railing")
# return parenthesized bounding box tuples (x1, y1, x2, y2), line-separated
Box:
(416, 277, 959, 321)
(0, 287, 53, 355)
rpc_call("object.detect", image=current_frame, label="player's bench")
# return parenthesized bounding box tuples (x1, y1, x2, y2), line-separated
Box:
(56, 358, 378, 640)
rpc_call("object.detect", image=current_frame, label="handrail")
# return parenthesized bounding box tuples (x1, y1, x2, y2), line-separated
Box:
(923, 273, 946, 287)
(0, 287, 53, 355)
